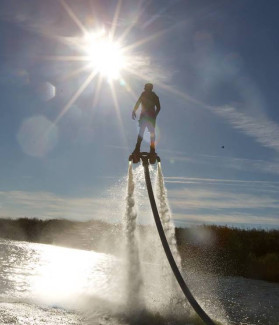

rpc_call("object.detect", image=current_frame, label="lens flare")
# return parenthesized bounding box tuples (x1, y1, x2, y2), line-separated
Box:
(17, 115, 58, 157)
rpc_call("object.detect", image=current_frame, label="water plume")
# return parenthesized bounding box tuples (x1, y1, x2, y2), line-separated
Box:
(155, 163, 227, 323)
(155, 162, 187, 315)
(155, 163, 181, 268)
(122, 162, 144, 314)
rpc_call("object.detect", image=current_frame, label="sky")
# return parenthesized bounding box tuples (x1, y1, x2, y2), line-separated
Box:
(0, 0, 279, 229)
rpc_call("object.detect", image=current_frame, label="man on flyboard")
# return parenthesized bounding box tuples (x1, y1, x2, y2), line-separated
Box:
(131, 83, 161, 156)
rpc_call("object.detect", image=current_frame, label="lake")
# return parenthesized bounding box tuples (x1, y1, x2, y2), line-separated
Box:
(0, 238, 278, 325)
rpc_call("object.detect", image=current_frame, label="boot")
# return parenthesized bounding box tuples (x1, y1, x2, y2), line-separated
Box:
(150, 145, 156, 155)
(150, 138, 156, 155)
(132, 143, 140, 154)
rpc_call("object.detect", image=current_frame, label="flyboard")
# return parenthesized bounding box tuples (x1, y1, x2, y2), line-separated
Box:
(129, 152, 216, 325)
(129, 151, 160, 165)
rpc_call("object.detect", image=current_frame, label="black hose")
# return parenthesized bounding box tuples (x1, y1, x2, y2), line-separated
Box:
(143, 162, 215, 325)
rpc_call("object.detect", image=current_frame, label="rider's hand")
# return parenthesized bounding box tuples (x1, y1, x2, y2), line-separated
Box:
(132, 111, 136, 120)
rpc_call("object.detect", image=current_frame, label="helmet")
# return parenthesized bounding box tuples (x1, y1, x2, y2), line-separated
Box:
(144, 83, 153, 91)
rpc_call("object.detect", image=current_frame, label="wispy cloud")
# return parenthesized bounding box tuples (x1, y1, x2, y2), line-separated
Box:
(162, 148, 279, 176)
(0, 184, 277, 228)
(0, 191, 121, 222)
(196, 154, 279, 176)
(173, 212, 279, 228)
(165, 176, 279, 192)
(211, 105, 279, 152)
(168, 187, 279, 210)
(162, 182, 279, 228)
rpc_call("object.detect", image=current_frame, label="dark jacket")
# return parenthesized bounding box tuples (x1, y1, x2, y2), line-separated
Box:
(133, 91, 160, 119)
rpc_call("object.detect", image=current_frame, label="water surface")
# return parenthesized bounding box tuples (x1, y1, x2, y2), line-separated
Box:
(0, 239, 278, 325)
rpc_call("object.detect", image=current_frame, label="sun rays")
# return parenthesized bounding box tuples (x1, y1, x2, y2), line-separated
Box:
(55, 69, 98, 123)
(46, 0, 180, 132)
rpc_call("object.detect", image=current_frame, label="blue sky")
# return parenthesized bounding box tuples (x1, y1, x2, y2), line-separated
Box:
(0, 0, 279, 229)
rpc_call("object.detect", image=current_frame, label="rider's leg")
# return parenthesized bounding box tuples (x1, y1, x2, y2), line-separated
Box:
(133, 123, 145, 154)
(150, 132, 156, 154)
(149, 120, 156, 154)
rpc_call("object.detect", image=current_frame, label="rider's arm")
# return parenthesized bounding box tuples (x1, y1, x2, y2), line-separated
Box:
(133, 95, 142, 113)
(132, 94, 142, 119)
(155, 96, 161, 116)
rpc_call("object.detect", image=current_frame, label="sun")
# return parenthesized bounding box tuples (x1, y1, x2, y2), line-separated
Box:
(82, 31, 126, 80)
(49, 0, 168, 124)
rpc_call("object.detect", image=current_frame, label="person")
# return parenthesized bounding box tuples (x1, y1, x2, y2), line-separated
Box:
(132, 83, 161, 155)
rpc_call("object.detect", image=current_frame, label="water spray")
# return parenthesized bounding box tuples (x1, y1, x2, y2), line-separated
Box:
(128, 152, 216, 325)
(123, 162, 144, 312)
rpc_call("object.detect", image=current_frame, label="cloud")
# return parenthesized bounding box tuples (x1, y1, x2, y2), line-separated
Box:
(173, 212, 279, 228)
(162, 148, 279, 176)
(187, 27, 279, 154)
(0, 183, 277, 228)
(165, 176, 279, 192)
(161, 182, 279, 228)
(0, 191, 121, 222)
(211, 105, 279, 152)
(156, 85, 279, 156)
(168, 187, 279, 210)
(197, 154, 279, 176)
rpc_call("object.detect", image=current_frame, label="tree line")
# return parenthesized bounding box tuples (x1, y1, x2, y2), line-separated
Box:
(0, 218, 278, 282)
